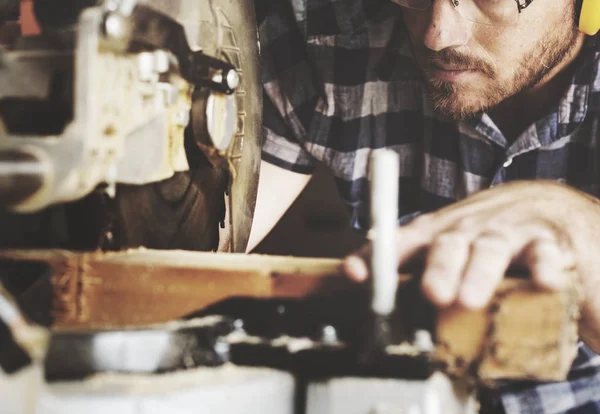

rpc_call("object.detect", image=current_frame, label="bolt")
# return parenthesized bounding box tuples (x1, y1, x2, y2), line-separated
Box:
(233, 319, 244, 332)
(175, 109, 190, 127)
(154, 50, 170, 74)
(321, 325, 338, 344)
(214, 341, 230, 356)
(105, 0, 136, 15)
(138, 52, 156, 82)
(414, 330, 435, 353)
(104, 231, 114, 245)
(225, 69, 240, 90)
(104, 13, 128, 41)
(211, 69, 240, 92)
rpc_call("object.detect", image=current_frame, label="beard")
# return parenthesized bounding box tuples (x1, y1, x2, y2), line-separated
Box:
(422, 17, 581, 120)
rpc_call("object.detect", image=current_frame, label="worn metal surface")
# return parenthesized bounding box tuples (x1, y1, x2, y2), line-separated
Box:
(0, 0, 261, 252)
(147, 0, 262, 252)
(106, 0, 262, 252)
(306, 374, 478, 414)
(0, 5, 194, 211)
(0, 364, 296, 414)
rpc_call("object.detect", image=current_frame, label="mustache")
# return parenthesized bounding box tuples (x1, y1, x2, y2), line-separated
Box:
(426, 49, 495, 76)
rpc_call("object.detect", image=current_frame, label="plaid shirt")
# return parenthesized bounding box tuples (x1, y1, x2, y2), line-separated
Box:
(257, 0, 600, 413)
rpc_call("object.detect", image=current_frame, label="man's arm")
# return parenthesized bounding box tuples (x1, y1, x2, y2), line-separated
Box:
(246, 161, 312, 252)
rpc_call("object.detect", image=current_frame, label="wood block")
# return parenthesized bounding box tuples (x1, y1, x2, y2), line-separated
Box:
(436, 277, 581, 382)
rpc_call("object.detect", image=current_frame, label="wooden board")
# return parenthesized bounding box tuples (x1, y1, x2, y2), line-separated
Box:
(0, 249, 352, 326)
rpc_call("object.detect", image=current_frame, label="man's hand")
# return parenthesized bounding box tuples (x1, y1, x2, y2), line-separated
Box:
(343, 181, 600, 352)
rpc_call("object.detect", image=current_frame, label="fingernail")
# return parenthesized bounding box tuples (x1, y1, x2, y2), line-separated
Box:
(423, 272, 454, 305)
(459, 284, 487, 309)
(344, 255, 369, 281)
(535, 266, 566, 290)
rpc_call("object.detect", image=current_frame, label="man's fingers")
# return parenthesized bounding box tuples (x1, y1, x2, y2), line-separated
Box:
(344, 221, 433, 282)
(395, 223, 434, 268)
(343, 253, 370, 282)
(422, 232, 470, 307)
(458, 233, 514, 309)
(522, 240, 574, 290)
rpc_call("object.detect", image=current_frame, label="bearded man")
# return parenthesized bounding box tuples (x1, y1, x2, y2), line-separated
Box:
(248, 0, 600, 412)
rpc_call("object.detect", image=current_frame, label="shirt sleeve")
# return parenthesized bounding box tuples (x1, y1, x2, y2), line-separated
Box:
(257, 0, 318, 175)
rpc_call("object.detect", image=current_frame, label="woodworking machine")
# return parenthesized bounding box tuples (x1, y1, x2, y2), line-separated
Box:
(0, 0, 262, 253)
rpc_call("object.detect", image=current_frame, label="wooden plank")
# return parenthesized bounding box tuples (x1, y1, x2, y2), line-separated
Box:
(0, 249, 582, 382)
(0, 249, 351, 327)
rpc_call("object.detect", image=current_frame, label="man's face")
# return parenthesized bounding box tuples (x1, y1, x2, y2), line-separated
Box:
(401, 0, 580, 119)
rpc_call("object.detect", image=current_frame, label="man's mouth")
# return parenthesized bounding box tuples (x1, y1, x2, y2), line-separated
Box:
(428, 60, 478, 82)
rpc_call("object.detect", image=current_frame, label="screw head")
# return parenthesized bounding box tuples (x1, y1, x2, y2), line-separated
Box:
(321, 325, 338, 344)
(233, 319, 244, 331)
(154, 50, 170, 74)
(225, 69, 240, 90)
(414, 330, 435, 353)
(104, 13, 128, 40)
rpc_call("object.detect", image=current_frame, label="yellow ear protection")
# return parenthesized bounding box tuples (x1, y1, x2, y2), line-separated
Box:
(579, 0, 600, 35)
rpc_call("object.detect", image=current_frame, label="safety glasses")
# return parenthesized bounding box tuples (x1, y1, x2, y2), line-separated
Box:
(393, 0, 535, 26)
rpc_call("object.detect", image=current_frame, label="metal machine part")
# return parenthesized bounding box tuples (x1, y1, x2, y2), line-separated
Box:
(305, 374, 477, 414)
(0, 0, 262, 252)
(1, 364, 296, 414)
(0, 2, 194, 210)
(0, 365, 474, 414)
(358, 150, 401, 363)
(0, 272, 438, 381)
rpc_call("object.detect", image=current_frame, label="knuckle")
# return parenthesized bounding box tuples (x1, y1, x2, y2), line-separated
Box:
(471, 233, 509, 253)
(454, 216, 478, 231)
(529, 239, 569, 263)
(434, 231, 468, 247)
(399, 225, 429, 244)
(410, 213, 433, 228)
(530, 226, 559, 243)
(525, 217, 571, 246)
(426, 256, 448, 273)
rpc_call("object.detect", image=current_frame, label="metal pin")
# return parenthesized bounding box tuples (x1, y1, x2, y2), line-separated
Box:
(369, 149, 399, 316)
(321, 325, 338, 344)
(104, 13, 128, 40)
(226, 69, 240, 90)
(153, 50, 170, 74)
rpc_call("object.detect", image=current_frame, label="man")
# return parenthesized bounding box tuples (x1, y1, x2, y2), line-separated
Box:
(248, 0, 600, 412)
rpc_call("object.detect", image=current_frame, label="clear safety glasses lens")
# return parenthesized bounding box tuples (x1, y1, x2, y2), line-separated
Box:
(394, 0, 521, 26)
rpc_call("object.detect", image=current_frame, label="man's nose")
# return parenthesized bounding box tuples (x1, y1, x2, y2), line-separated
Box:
(422, 0, 471, 51)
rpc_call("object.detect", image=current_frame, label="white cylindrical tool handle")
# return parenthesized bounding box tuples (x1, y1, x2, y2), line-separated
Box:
(369, 149, 399, 316)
